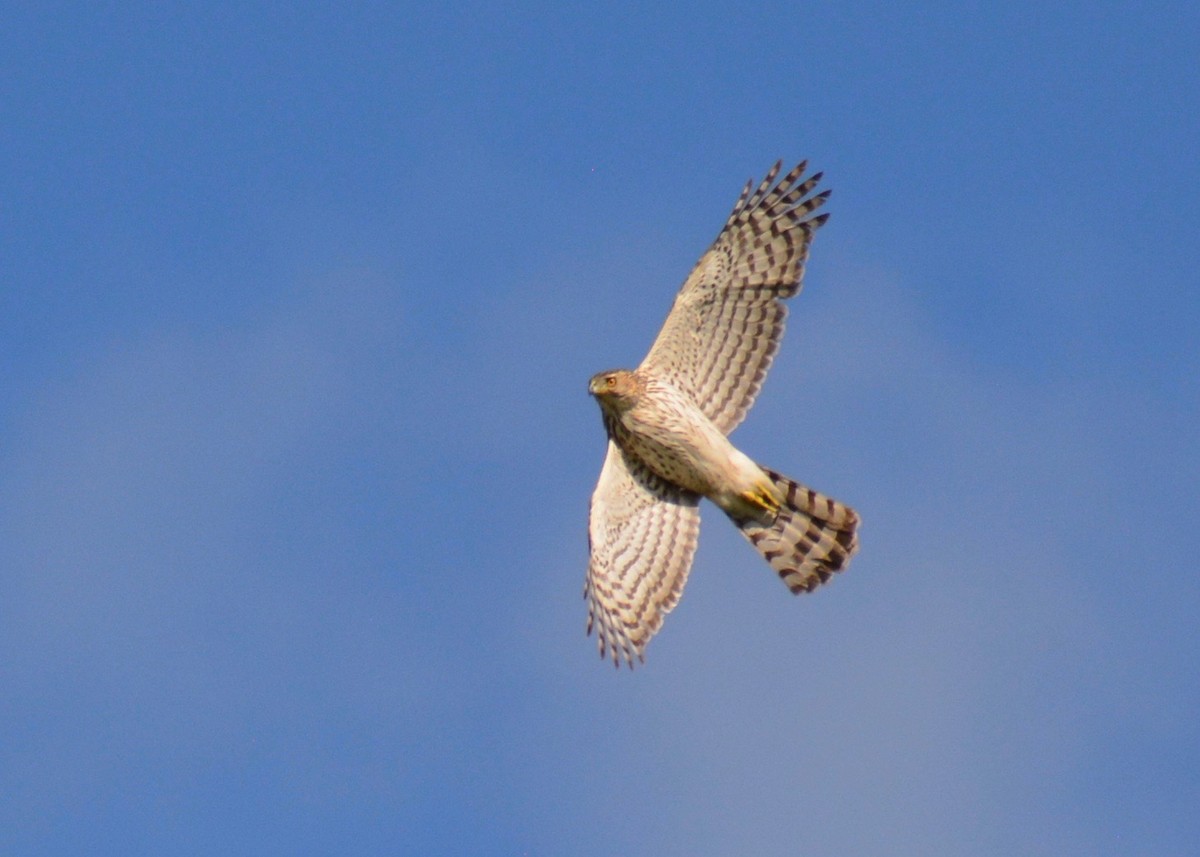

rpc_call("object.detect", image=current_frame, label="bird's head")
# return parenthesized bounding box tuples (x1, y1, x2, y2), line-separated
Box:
(588, 369, 641, 412)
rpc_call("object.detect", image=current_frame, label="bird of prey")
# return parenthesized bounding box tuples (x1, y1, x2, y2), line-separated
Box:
(585, 160, 860, 668)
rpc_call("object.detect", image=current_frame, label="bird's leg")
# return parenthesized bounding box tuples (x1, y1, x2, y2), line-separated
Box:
(724, 477, 782, 525)
(740, 481, 781, 516)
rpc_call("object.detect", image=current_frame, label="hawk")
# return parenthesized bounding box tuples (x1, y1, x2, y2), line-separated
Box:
(585, 160, 860, 668)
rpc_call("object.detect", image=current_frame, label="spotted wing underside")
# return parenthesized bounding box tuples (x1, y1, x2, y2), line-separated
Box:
(585, 441, 701, 668)
(640, 161, 830, 434)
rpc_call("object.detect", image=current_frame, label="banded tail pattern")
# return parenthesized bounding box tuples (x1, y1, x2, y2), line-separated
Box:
(734, 468, 859, 593)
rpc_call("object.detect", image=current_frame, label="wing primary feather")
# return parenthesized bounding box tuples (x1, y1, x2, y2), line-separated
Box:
(779, 189, 832, 221)
(744, 160, 784, 211)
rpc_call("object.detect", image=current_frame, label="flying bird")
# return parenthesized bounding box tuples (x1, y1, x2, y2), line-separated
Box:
(585, 160, 860, 667)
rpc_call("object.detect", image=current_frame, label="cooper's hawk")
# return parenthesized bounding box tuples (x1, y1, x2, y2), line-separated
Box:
(585, 160, 860, 668)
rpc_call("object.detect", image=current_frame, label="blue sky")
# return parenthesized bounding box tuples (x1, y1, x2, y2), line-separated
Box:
(3, 3, 1198, 854)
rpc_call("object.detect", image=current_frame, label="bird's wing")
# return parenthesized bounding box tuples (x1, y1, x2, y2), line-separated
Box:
(585, 441, 701, 667)
(640, 161, 830, 434)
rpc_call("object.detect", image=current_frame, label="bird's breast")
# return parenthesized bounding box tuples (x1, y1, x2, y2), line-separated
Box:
(612, 391, 741, 498)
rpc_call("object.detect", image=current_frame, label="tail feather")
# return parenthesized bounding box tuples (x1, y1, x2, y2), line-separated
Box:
(734, 468, 860, 594)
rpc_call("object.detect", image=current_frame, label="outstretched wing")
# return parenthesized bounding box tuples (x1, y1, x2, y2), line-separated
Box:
(640, 161, 830, 434)
(585, 441, 701, 668)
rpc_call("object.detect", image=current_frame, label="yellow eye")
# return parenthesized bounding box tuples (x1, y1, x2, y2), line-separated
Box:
(606, 376, 617, 387)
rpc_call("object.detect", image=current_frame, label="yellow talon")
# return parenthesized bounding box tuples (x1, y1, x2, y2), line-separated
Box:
(741, 481, 782, 516)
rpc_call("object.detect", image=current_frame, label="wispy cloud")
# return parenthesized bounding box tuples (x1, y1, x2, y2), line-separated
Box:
(1, 245, 1194, 854)
(501, 259, 1200, 855)
(0, 274, 457, 848)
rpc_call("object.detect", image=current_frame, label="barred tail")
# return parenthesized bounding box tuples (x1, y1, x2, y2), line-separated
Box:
(734, 468, 860, 594)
